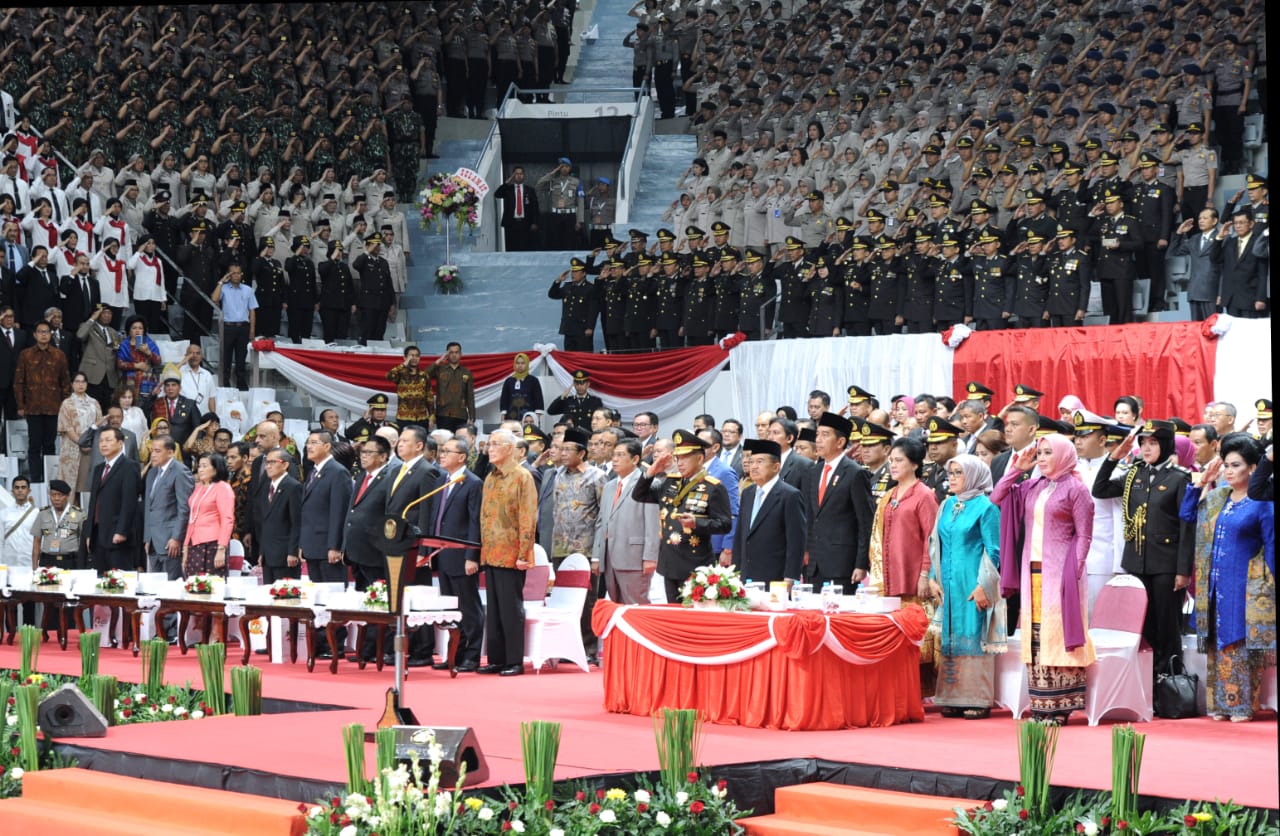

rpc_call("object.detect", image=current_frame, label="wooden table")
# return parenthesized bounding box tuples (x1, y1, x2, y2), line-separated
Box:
(320, 608, 462, 677)
(1, 586, 76, 648)
(70, 592, 153, 655)
(234, 601, 316, 669)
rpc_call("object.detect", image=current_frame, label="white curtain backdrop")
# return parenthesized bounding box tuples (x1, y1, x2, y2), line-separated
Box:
(543, 352, 729, 423)
(1212, 317, 1272, 426)
(728, 334, 955, 421)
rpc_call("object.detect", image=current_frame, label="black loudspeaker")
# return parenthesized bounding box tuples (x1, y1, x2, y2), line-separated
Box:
(38, 684, 109, 738)
(391, 725, 488, 787)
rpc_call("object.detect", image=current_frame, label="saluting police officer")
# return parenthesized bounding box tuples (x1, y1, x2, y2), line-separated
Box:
(537, 157, 581, 250)
(632, 429, 732, 604)
(1092, 419, 1195, 675)
(1046, 226, 1092, 327)
(548, 257, 599, 352)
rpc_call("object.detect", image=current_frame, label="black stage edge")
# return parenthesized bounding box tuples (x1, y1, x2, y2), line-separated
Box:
(42, 747, 1280, 822)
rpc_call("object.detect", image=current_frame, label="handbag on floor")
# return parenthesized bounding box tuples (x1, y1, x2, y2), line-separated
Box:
(1153, 654, 1199, 719)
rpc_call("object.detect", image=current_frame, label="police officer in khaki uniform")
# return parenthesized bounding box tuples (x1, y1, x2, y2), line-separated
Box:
(537, 157, 581, 250)
(31, 479, 87, 569)
(582, 177, 617, 249)
(1176, 122, 1217, 224)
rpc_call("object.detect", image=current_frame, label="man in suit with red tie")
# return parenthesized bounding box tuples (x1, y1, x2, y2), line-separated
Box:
(734, 439, 806, 584)
(803, 412, 873, 589)
(85, 427, 142, 573)
(427, 436, 484, 671)
(494, 166, 539, 251)
(342, 435, 395, 663)
(592, 437, 659, 605)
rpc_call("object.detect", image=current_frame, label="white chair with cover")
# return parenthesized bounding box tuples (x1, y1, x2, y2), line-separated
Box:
(1085, 574, 1153, 726)
(524, 552, 591, 673)
(994, 631, 1030, 718)
(523, 564, 551, 613)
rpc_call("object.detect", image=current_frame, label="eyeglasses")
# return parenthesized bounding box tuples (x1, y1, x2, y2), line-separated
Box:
(265, 458, 285, 465)
(441, 448, 466, 456)
(359, 449, 383, 456)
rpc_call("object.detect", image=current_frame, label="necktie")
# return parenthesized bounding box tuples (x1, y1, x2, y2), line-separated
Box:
(391, 462, 410, 493)
(169, 400, 176, 418)
(52, 196, 62, 223)
(3, 329, 10, 348)
(355, 472, 373, 504)
(269, 483, 276, 503)
(817, 463, 832, 505)
(1239, 238, 1246, 258)
(434, 483, 452, 533)
(749, 487, 765, 527)
(1201, 235, 1208, 254)
(310, 463, 322, 484)
(5, 243, 12, 270)
(100, 461, 111, 484)
(612, 478, 623, 509)
(515, 184, 523, 219)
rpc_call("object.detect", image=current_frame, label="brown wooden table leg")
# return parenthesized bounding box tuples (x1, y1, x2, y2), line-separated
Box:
(304, 620, 316, 672)
(239, 617, 253, 665)
(108, 607, 120, 647)
(177, 610, 191, 654)
(356, 625, 368, 670)
(288, 619, 299, 664)
(446, 626, 460, 679)
(325, 622, 338, 675)
(56, 605, 69, 650)
(130, 610, 143, 656)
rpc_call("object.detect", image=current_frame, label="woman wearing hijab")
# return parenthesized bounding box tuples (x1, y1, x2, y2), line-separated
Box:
(499, 353, 544, 420)
(929, 454, 1005, 718)
(991, 433, 1096, 724)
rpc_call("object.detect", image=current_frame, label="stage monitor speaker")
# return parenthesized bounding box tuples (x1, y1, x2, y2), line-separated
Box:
(38, 684, 109, 738)
(391, 725, 488, 787)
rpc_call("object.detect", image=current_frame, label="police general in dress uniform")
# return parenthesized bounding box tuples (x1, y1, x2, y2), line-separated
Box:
(632, 429, 732, 604)
(1093, 190, 1143, 325)
(548, 257, 599, 352)
(547, 369, 603, 428)
(346, 393, 400, 446)
(1046, 226, 1092, 327)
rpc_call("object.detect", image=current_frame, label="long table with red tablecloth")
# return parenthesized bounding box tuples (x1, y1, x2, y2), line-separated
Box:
(590, 601, 929, 731)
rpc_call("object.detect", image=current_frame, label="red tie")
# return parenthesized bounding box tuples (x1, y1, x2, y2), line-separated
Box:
(355, 472, 373, 504)
(515, 184, 524, 219)
(100, 461, 112, 484)
(817, 463, 832, 505)
(168, 400, 176, 418)
(268, 484, 276, 503)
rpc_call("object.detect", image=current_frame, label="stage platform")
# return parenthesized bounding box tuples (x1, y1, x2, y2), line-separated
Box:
(4, 644, 1275, 815)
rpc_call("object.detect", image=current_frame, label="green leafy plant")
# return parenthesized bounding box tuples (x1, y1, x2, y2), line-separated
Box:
(89, 674, 117, 727)
(79, 632, 101, 688)
(654, 707, 702, 794)
(140, 637, 168, 700)
(343, 723, 370, 797)
(1017, 718, 1059, 819)
(196, 643, 226, 715)
(18, 625, 40, 680)
(230, 665, 262, 716)
(13, 684, 40, 772)
(521, 720, 561, 810)
(1111, 725, 1146, 825)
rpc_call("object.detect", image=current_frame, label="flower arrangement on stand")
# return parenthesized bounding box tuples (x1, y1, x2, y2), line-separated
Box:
(268, 579, 303, 600)
(95, 570, 128, 593)
(435, 263, 463, 294)
(184, 574, 216, 595)
(364, 580, 389, 610)
(33, 567, 62, 586)
(418, 173, 481, 239)
(680, 564, 750, 611)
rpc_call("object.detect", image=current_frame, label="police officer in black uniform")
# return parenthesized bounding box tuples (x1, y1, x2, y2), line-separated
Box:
(867, 236, 903, 335)
(969, 230, 1013, 330)
(548, 257, 599, 352)
(1046, 226, 1092, 327)
(1092, 189, 1144, 325)
(859, 421, 895, 500)
(1092, 419, 1195, 673)
(1133, 152, 1176, 312)
(547, 369, 604, 428)
(252, 236, 287, 337)
(346, 392, 400, 444)
(772, 236, 811, 339)
(652, 252, 685, 350)
(623, 252, 657, 351)
(932, 235, 971, 330)
(284, 235, 318, 342)
(681, 254, 715, 346)
(1009, 232, 1051, 328)
(900, 229, 936, 334)
(736, 247, 773, 340)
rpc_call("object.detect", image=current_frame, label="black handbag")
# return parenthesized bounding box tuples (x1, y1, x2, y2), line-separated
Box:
(1153, 655, 1199, 719)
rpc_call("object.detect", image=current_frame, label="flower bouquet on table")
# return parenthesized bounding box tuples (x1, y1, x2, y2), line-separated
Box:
(435, 263, 463, 294)
(96, 570, 128, 593)
(184, 574, 216, 595)
(364, 580, 389, 611)
(680, 564, 750, 611)
(34, 567, 62, 586)
(418, 172, 480, 239)
(268, 579, 303, 600)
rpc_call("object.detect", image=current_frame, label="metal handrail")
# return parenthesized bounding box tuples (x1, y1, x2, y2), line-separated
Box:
(759, 291, 780, 340)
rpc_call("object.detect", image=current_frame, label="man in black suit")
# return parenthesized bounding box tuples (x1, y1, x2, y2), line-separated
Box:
(342, 435, 395, 663)
(494, 166, 540, 251)
(733, 439, 806, 584)
(990, 405, 1039, 484)
(146, 377, 199, 454)
(253, 449, 303, 584)
(14, 245, 60, 329)
(384, 424, 444, 666)
(1216, 207, 1269, 318)
(45, 307, 79, 377)
(427, 437, 484, 672)
(85, 427, 142, 573)
(767, 415, 811, 492)
(59, 252, 100, 333)
(300, 430, 353, 658)
(0, 305, 30, 454)
(244, 420, 301, 566)
(803, 412, 874, 589)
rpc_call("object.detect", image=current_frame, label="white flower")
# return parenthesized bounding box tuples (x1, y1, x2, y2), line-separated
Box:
(511, 822, 526, 833)
(676, 791, 689, 804)
(655, 810, 672, 827)
(478, 807, 494, 821)
(634, 789, 651, 804)
(705, 587, 718, 599)
(340, 826, 357, 836)
(174, 707, 188, 716)
(9, 768, 23, 780)
(160, 704, 173, 714)
(191, 710, 204, 720)
(599, 809, 616, 823)
(550, 830, 566, 836)
(992, 798, 1008, 811)
(307, 806, 325, 819)
(716, 787, 727, 799)
(433, 794, 450, 816)
(5, 716, 16, 727)
(1083, 823, 1098, 836)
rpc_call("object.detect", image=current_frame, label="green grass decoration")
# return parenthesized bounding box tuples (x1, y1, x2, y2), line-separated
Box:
(343, 724, 369, 796)
(196, 643, 226, 715)
(653, 707, 702, 793)
(375, 727, 397, 774)
(14, 684, 40, 772)
(19, 625, 40, 680)
(89, 674, 118, 726)
(1111, 724, 1146, 824)
(230, 666, 262, 716)
(1016, 718, 1059, 818)
(79, 632, 101, 687)
(520, 720, 562, 808)
(140, 637, 168, 700)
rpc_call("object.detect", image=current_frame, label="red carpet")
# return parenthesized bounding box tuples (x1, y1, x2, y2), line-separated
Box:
(5, 644, 1275, 809)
